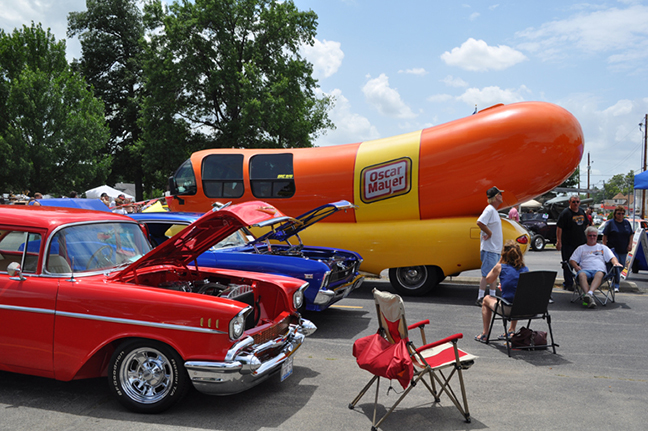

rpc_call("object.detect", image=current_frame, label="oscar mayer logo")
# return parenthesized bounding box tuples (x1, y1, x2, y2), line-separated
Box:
(361, 157, 412, 203)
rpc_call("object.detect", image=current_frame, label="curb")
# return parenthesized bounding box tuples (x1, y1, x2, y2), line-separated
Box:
(443, 276, 644, 293)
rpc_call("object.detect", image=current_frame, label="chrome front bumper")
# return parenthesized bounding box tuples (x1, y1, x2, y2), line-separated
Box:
(185, 318, 315, 395)
(312, 274, 364, 309)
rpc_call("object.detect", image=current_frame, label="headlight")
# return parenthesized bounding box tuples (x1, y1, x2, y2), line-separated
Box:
(293, 282, 308, 309)
(229, 307, 251, 340)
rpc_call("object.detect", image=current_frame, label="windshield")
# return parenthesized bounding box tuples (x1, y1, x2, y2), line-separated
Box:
(47, 222, 152, 274)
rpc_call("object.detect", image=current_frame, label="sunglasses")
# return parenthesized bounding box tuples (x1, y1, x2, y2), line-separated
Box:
(587, 234, 597, 237)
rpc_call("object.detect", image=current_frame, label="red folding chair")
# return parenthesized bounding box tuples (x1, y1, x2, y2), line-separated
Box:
(349, 289, 477, 429)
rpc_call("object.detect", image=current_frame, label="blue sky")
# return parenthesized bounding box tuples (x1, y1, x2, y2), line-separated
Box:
(3, 0, 648, 189)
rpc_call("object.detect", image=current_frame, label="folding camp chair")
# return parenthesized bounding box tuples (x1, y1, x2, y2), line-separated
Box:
(485, 270, 559, 357)
(349, 289, 477, 429)
(561, 261, 618, 306)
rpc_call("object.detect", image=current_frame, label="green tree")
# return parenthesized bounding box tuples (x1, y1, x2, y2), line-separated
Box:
(139, 0, 334, 187)
(68, 0, 146, 200)
(604, 171, 634, 199)
(560, 167, 580, 188)
(0, 23, 110, 195)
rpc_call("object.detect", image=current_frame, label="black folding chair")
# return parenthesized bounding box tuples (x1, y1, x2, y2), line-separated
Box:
(485, 271, 558, 357)
(561, 261, 618, 306)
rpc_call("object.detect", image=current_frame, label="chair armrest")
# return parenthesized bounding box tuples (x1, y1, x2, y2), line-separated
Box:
(416, 333, 463, 353)
(408, 319, 430, 330)
(496, 297, 512, 306)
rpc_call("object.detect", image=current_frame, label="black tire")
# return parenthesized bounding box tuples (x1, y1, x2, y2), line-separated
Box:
(388, 265, 439, 296)
(108, 339, 190, 413)
(531, 234, 545, 251)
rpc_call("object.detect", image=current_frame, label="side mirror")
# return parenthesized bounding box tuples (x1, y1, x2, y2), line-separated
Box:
(7, 262, 26, 280)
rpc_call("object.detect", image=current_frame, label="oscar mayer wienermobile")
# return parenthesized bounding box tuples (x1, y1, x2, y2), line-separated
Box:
(166, 102, 584, 295)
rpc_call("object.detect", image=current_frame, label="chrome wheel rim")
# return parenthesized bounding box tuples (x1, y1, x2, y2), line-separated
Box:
(395, 266, 428, 290)
(119, 347, 174, 405)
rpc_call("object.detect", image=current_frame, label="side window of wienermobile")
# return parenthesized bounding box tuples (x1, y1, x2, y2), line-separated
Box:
(249, 154, 295, 198)
(201, 154, 245, 198)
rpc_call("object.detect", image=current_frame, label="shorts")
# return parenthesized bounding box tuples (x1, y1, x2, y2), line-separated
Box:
(576, 269, 604, 281)
(494, 302, 513, 317)
(480, 251, 500, 277)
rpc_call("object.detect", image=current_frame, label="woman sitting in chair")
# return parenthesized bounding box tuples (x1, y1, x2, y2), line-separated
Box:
(475, 240, 528, 343)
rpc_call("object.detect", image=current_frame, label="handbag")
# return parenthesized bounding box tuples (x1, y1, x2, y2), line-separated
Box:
(510, 327, 547, 350)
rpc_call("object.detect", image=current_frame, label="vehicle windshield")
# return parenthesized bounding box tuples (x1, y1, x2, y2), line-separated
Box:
(47, 222, 151, 274)
(212, 229, 250, 249)
(521, 213, 549, 221)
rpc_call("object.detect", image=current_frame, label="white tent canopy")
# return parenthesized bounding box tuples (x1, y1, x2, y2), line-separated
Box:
(520, 199, 542, 209)
(85, 185, 134, 200)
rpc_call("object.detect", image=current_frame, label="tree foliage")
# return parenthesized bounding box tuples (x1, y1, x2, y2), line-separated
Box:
(68, 0, 146, 199)
(593, 171, 635, 202)
(0, 23, 110, 195)
(139, 0, 334, 185)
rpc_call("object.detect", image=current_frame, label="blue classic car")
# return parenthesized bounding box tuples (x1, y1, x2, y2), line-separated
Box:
(129, 201, 364, 311)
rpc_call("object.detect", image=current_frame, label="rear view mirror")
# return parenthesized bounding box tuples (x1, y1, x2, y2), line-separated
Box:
(7, 262, 26, 280)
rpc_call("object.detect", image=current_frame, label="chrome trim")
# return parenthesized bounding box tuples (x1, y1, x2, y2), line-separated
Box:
(0, 305, 228, 335)
(0, 304, 55, 315)
(55, 310, 228, 334)
(184, 319, 316, 395)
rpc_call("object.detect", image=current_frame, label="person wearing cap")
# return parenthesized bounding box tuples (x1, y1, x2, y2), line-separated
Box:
(556, 195, 587, 291)
(476, 186, 504, 306)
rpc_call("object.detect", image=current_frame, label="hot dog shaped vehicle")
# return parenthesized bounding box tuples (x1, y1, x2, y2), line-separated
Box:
(166, 102, 584, 295)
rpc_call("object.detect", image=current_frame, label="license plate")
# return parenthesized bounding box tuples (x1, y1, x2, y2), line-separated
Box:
(280, 356, 293, 382)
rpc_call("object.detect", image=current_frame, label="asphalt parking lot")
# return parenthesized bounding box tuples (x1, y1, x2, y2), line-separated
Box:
(1, 249, 647, 430)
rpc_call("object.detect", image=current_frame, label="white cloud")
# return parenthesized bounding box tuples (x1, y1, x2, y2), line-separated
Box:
(603, 100, 634, 117)
(440, 38, 528, 71)
(300, 38, 344, 79)
(312, 88, 380, 146)
(456, 85, 530, 108)
(441, 75, 469, 87)
(469, 12, 480, 21)
(398, 68, 428, 76)
(516, 4, 648, 68)
(557, 95, 648, 181)
(362, 74, 417, 119)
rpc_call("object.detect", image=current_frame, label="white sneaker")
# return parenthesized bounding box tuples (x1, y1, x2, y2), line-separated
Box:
(586, 293, 597, 308)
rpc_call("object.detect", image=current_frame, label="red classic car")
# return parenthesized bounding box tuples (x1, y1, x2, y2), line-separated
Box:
(0, 202, 315, 413)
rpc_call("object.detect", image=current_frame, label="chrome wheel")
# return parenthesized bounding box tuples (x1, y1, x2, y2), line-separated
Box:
(109, 339, 189, 413)
(119, 347, 173, 405)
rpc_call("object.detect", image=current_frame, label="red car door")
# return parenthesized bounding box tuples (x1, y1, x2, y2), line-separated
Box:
(0, 229, 57, 376)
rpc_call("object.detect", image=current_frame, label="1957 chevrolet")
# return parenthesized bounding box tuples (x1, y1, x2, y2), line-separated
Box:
(0, 202, 315, 413)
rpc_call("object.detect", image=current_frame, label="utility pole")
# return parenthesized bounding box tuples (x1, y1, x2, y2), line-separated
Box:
(587, 152, 591, 199)
(643, 114, 648, 219)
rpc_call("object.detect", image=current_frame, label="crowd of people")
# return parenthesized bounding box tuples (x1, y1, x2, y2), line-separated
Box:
(475, 187, 627, 343)
(1, 190, 141, 213)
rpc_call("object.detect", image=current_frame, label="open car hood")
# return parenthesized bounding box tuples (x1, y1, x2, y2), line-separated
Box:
(113, 201, 286, 279)
(253, 200, 356, 244)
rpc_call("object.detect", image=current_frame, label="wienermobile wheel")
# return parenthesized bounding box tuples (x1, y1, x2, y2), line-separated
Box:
(389, 265, 443, 296)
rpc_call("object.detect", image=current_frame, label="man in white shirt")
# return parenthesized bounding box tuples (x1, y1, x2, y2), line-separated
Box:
(569, 226, 622, 308)
(476, 186, 504, 306)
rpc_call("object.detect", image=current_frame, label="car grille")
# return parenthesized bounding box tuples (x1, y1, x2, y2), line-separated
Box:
(251, 315, 293, 345)
(329, 260, 357, 284)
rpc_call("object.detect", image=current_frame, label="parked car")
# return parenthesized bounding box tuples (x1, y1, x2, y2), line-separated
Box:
(519, 195, 594, 251)
(129, 200, 364, 311)
(0, 203, 315, 413)
(520, 212, 556, 251)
